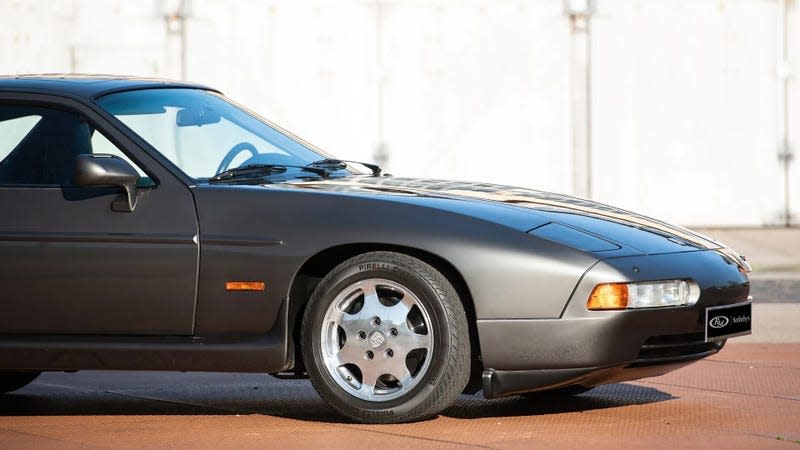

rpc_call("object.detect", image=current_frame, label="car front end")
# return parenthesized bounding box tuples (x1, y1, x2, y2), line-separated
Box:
(478, 241, 751, 398)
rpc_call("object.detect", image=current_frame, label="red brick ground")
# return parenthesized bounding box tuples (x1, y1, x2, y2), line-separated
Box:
(1, 343, 797, 449)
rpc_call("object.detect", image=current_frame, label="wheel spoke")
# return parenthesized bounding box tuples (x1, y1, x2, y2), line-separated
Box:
(359, 279, 381, 315)
(336, 341, 364, 366)
(358, 366, 382, 399)
(383, 296, 412, 325)
(337, 312, 361, 336)
(384, 357, 413, 387)
(393, 329, 432, 355)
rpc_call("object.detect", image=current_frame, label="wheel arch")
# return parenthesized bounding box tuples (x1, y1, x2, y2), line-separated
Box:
(286, 243, 483, 391)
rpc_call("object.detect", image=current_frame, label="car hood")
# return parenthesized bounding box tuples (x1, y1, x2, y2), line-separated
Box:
(272, 176, 747, 263)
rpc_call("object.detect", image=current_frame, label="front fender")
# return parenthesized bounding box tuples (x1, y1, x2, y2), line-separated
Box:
(191, 186, 599, 337)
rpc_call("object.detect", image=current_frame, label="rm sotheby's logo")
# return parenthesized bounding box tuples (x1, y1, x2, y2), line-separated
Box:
(709, 316, 730, 329)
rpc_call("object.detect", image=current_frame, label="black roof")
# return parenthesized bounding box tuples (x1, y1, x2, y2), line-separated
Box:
(0, 74, 217, 99)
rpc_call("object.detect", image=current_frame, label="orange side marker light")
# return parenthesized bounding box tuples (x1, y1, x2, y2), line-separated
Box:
(225, 281, 266, 291)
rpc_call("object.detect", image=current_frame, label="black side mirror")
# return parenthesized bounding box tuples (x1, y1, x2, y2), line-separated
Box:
(74, 154, 141, 212)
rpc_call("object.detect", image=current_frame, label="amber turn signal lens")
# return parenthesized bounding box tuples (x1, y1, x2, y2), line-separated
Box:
(587, 283, 629, 310)
(225, 281, 265, 291)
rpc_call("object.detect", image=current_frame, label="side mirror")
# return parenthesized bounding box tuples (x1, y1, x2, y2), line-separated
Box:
(74, 154, 141, 212)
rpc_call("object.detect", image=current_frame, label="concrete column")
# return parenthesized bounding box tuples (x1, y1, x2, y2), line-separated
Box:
(162, 0, 190, 81)
(777, 0, 795, 226)
(565, 0, 594, 199)
(373, 0, 389, 169)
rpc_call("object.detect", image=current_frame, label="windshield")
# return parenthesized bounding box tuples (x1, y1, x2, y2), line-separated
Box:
(96, 88, 332, 181)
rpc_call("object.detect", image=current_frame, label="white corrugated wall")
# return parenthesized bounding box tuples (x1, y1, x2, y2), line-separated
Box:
(0, 0, 797, 227)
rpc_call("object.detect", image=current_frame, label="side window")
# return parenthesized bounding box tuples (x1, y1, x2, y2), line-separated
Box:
(0, 115, 42, 160)
(0, 104, 146, 186)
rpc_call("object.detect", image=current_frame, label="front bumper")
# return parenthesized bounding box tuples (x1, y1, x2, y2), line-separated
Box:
(481, 336, 725, 399)
(476, 250, 750, 399)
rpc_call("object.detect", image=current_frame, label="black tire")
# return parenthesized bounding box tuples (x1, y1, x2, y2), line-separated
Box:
(302, 251, 470, 424)
(519, 385, 592, 400)
(0, 371, 41, 394)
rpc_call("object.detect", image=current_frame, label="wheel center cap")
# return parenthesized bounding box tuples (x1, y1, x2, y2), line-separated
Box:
(367, 330, 386, 349)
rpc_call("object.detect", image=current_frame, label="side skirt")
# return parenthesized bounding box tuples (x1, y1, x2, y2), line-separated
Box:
(0, 334, 288, 373)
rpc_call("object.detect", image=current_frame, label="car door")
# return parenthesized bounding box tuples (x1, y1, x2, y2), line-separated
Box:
(0, 95, 199, 335)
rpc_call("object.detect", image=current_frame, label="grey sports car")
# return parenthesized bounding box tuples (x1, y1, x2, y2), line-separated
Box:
(0, 75, 752, 423)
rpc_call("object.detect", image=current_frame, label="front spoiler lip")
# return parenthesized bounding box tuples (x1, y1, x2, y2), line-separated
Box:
(481, 340, 725, 399)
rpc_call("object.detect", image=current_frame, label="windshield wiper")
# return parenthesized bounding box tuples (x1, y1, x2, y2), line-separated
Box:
(209, 163, 329, 183)
(307, 159, 382, 176)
